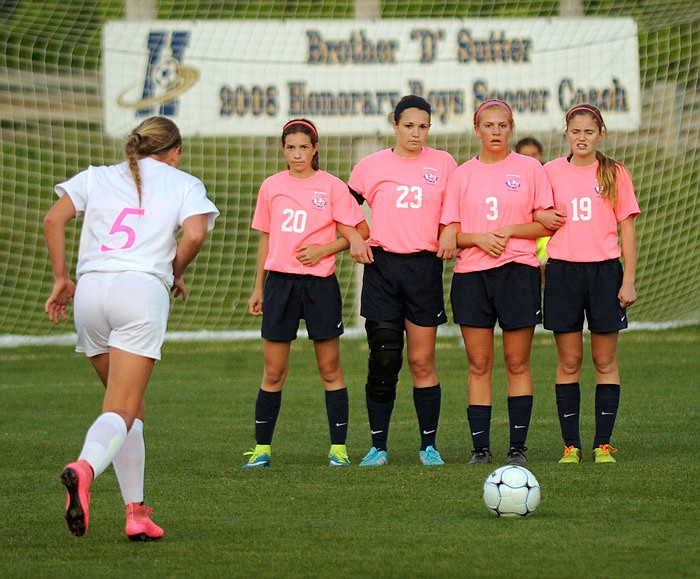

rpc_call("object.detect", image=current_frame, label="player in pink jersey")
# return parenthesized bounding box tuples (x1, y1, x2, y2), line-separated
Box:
(539, 104, 640, 465)
(44, 116, 219, 539)
(439, 100, 556, 466)
(244, 118, 370, 469)
(347, 95, 457, 467)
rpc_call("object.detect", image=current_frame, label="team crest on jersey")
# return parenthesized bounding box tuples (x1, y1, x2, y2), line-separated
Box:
(423, 168, 439, 185)
(311, 191, 328, 209)
(505, 174, 521, 190)
(594, 182, 604, 196)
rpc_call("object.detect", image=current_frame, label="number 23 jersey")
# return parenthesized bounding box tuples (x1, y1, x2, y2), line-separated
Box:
(348, 147, 457, 254)
(55, 157, 219, 288)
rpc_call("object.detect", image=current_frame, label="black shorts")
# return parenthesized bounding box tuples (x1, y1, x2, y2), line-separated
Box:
(544, 258, 627, 333)
(361, 248, 447, 327)
(262, 271, 344, 341)
(451, 262, 542, 330)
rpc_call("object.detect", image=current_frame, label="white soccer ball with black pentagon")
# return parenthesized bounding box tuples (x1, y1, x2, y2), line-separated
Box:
(483, 465, 540, 517)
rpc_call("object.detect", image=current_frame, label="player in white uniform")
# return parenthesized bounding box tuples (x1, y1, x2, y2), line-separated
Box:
(44, 116, 219, 540)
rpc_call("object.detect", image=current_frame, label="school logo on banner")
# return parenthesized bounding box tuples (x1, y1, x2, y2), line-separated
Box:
(117, 30, 199, 117)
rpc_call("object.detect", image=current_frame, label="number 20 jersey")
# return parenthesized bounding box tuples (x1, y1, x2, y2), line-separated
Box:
(252, 169, 365, 277)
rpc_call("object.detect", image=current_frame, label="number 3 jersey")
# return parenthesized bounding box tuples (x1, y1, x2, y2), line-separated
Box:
(252, 170, 365, 277)
(348, 147, 457, 254)
(55, 157, 219, 287)
(441, 152, 553, 273)
(544, 157, 640, 263)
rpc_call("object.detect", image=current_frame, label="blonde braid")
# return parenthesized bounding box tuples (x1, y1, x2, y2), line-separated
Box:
(124, 116, 182, 207)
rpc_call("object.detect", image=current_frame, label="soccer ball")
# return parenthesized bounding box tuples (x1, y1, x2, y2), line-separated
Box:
(483, 465, 541, 517)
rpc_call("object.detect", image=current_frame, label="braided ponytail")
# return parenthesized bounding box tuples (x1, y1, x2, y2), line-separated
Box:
(125, 116, 182, 206)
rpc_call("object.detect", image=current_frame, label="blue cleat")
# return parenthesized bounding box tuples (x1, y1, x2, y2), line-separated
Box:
(359, 447, 388, 467)
(243, 445, 271, 469)
(419, 445, 445, 466)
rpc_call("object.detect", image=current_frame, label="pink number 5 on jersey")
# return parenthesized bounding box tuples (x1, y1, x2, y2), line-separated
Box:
(100, 207, 145, 252)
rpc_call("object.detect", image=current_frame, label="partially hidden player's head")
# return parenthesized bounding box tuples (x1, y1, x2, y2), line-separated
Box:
(392, 95, 431, 158)
(564, 103, 619, 206)
(515, 137, 544, 163)
(281, 118, 319, 175)
(126, 116, 183, 203)
(473, 99, 514, 160)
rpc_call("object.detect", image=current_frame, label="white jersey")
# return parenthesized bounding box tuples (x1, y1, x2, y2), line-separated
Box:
(56, 157, 219, 288)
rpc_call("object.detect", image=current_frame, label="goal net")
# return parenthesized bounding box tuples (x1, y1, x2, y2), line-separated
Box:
(1, 0, 698, 341)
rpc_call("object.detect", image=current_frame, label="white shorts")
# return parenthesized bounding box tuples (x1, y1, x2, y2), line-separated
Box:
(74, 271, 170, 360)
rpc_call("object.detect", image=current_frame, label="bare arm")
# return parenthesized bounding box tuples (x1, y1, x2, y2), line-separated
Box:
(618, 217, 638, 308)
(497, 221, 554, 241)
(335, 221, 373, 264)
(171, 214, 210, 301)
(437, 223, 458, 260)
(43, 194, 77, 324)
(533, 208, 566, 231)
(248, 232, 269, 316)
(455, 229, 508, 257)
(296, 236, 350, 266)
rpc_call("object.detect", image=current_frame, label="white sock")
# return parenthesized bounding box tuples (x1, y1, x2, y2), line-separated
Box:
(112, 418, 145, 505)
(78, 411, 128, 479)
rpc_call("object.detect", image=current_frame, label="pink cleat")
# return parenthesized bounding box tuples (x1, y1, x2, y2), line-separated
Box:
(60, 460, 93, 537)
(125, 502, 164, 542)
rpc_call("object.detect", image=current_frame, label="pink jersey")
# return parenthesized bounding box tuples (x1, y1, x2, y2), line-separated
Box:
(544, 157, 640, 262)
(348, 147, 457, 254)
(252, 169, 365, 277)
(441, 152, 553, 273)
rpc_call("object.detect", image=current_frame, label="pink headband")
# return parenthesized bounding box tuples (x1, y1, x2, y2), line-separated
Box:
(474, 100, 513, 124)
(283, 119, 318, 137)
(566, 105, 604, 126)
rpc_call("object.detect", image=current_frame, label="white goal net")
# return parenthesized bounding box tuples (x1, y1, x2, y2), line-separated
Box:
(1, 0, 698, 341)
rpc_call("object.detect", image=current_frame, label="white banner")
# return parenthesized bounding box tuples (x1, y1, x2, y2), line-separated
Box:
(103, 18, 640, 136)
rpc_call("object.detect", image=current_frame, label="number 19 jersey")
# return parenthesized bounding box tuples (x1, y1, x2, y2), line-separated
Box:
(348, 147, 457, 254)
(544, 157, 640, 262)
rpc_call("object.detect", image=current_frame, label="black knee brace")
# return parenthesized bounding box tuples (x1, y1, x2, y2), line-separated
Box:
(365, 319, 404, 403)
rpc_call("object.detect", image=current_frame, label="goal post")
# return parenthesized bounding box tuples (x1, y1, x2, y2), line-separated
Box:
(1, 0, 698, 342)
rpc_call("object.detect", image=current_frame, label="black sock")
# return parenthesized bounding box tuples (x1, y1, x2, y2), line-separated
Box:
(556, 383, 581, 448)
(413, 384, 441, 450)
(593, 384, 620, 448)
(325, 388, 349, 445)
(254, 389, 282, 445)
(366, 395, 394, 451)
(508, 395, 533, 449)
(467, 405, 492, 450)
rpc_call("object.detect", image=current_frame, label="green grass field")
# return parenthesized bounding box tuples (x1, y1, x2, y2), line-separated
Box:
(2, 326, 699, 578)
